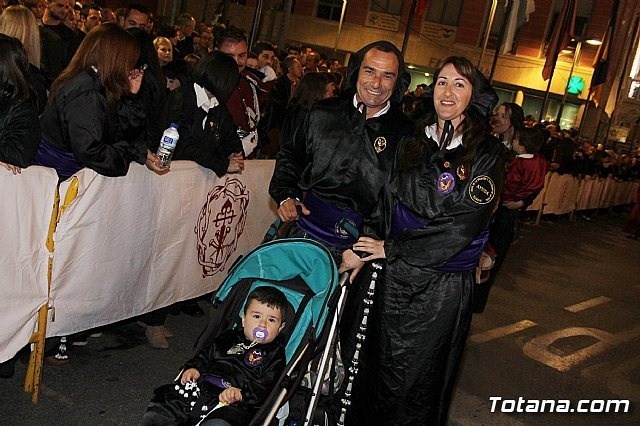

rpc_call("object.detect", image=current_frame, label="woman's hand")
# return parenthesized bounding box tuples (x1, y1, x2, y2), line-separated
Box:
(180, 368, 200, 385)
(219, 386, 243, 404)
(0, 161, 21, 175)
(227, 152, 244, 174)
(339, 249, 366, 283)
(353, 237, 386, 262)
(128, 68, 145, 94)
(145, 150, 170, 175)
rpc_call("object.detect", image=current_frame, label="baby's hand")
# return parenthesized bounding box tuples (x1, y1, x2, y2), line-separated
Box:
(219, 386, 242, 404)
(180, 368, 200, 385)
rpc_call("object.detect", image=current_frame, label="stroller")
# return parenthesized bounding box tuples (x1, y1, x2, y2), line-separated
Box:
(190, 237, 363, 426)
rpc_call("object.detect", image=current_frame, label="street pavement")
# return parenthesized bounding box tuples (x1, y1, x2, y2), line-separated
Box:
(1, 211, 639, 425)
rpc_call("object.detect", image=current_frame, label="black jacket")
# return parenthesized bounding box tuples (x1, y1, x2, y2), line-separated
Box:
(0, 96, 40, 168)
(39, 69, 147, 177)
(159, 83, 243, 177)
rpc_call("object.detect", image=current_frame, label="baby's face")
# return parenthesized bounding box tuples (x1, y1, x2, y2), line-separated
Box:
(242, 299, 284, 344)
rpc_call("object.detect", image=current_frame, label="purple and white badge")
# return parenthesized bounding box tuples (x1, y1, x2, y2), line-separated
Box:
(437, 172, 456, 195)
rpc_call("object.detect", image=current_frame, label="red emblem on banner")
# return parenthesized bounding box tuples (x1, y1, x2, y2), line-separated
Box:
(195, 178, 249, 276)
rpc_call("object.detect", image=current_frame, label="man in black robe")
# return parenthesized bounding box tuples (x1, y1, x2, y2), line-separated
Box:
(269, 41, 413, 252)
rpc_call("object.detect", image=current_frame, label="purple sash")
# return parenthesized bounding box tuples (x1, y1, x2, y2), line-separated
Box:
(33, 138, 82, 179)
(201, 373, 232, 389)
(389, 203, 427, 239)
(297, 191, 364, 248)
(437, 230, 489, 272)
(391, 202, 489, 272)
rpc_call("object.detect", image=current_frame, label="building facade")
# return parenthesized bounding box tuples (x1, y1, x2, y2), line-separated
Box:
(170, 0, 640, 147)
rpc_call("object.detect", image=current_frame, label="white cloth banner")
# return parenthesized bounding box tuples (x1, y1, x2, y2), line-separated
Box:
(0, 166, 59, 362)
(48, 161, 277, 337)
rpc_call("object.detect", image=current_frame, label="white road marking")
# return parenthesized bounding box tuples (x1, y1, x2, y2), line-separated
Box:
(564, 296, 612, 313)
(468, 320, 537, 346)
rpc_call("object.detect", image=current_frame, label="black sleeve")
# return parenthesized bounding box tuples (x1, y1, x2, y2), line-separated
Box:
(268, 107, 308, 204)
(63, 90, 145, 177)
(173, 105, 243, 177)
(386, 144, 505, 268)
(0, 101, 40, 168)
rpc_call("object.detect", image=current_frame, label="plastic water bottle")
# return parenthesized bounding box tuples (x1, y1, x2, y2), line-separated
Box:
(156, 123, 179, 167)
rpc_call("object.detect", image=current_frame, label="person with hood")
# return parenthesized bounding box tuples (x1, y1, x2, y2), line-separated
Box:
(343, 56, 504, 425)
(268, 40, 413, 257)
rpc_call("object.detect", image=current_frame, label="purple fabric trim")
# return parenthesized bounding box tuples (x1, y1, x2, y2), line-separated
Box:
(201, 373, 232, 389)
(297, 191, 364, 248)
(437, 230, 489, 272)
(389, 203, 427, 239)
(33, 138, 82, 179)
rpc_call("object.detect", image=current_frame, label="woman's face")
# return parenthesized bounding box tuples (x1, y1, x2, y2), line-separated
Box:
(492, 105, 511, 135)
(433, 63, 472, 126)
(157, 43, 173, 66)
(324, 82, 336, 99)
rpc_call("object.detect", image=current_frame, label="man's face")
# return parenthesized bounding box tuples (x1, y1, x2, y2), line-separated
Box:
(122, 9, 148, 30)
(48, 1, 70, 21)
(289, 59, 303, 79)
(491, 105, 511, 135)
(218, 40, 248, 74)
(84, 9, 102, 32)
(287, 48, 300, 59)
(198, 30, 213, 50)
(258, 49, 275, 69)
(356, 48, 399, 117)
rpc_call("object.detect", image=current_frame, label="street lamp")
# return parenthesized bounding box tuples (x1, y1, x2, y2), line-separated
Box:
(556, 35, 602, 127)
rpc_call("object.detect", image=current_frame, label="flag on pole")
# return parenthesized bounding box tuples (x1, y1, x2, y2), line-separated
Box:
(591, 0, 619, 87)
(542, 0, 576, 81)
(417, 0, 430, 17)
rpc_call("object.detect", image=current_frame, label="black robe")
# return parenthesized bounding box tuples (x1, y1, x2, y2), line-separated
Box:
(142, 329, 285, 426)
(348, 133, 505, 426)
(269, 95, 414, 236)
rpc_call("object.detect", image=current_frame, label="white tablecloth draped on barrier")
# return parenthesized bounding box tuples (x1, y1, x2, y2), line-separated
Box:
(0, 161, 277, 362)
(0, 166, 59, 362)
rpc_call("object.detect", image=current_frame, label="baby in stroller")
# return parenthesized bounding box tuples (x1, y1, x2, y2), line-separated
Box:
(141, 286, 288, 426)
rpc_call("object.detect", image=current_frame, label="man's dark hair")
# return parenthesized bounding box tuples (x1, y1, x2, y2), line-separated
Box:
(214, 25, 246, 49)
(287, 43, 301, 54)
(125, 3, 149, 18)
(156, 24, 178, 39)
(245, 286, 288, 320)
(253, 41, 275, 55)
(80, 4, 101, 18)
(247, 51, 258, 60)
(174, 12, 194, 28)
(192, 51, 240, 103)
(516, 128, 545, 154)
(282, 55, 298, 73)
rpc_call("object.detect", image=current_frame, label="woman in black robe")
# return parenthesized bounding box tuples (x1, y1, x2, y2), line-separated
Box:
(343, 56, 505, 425)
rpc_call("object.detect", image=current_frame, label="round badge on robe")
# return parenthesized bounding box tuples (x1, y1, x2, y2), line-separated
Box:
(374, 136, 387, 153)
(437, 172, 456, 195)
(468, 175, 496, 204)
(245, 348, 265, 367)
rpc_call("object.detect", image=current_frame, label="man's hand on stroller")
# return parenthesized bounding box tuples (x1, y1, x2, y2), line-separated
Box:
(339, 250, 365, 284)
(277, 198, 310, 222)
(180, 368, 201, 385)
(219, 387, 243, 404)
(352, 237, 386, 262)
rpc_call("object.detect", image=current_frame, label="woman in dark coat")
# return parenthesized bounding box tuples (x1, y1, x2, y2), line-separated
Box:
(34, 23, 147, 180)
(343, 56, 504, 425)
(0, 34, 39, 175)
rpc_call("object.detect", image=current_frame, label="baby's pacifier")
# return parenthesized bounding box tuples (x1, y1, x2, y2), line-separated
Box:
(253, 327, 268, 341)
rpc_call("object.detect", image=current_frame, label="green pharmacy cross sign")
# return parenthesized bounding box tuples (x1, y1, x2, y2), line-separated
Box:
(567, 76, 585, 95)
